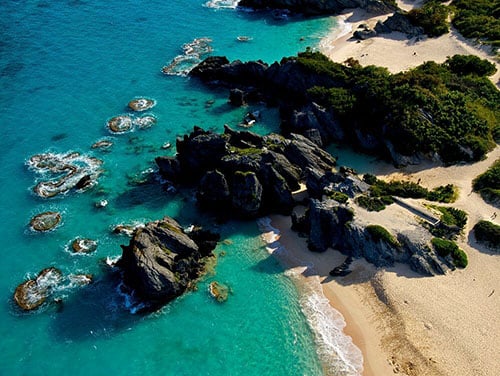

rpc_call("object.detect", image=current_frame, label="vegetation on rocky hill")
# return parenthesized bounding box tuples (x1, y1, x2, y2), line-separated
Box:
(303, 51, 499, 164)
(451, 0, 500, 47)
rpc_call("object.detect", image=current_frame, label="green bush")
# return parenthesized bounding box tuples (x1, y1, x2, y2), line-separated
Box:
(408, 1, 450, 37)
(427, 184, 458, 203)
(327, 191, 349, 204)
(366, 225, 400, 247)
(370, 180, 429, 198)
(473, 220, 500, 250)
(433, 206, 468, 229)
(363, 174, 378, 185)
(286, 51, 499, 164)
(431, 237, 468, 267)
(451, 0, 500, 44)
(473, 159, 500, 205)
(355, 195, 389, 211)
(445, 55, 497, 77)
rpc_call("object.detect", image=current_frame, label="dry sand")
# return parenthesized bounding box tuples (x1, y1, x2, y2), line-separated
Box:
(318, 3, 500, 88)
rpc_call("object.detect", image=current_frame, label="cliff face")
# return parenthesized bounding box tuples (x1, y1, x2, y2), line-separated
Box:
(238, 0, 397, 15)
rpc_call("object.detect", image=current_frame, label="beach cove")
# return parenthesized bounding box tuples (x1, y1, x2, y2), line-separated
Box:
(1, 0, 499, 375)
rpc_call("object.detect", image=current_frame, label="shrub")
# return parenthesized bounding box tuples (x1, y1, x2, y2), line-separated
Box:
(433, 206, 468, 229)
(327, 191, 349, 204)
(408, 1, 450, 37)
(473, 159, 500, 205)
(356, 195, 388, 211)
(363, 174, 378, 185)
(445, 55, 497, 77)
(370, 180, 429, 198)
(427, 184, 458, 203)
(431, 237, 468, 267)
(473, 220, 500, 250)
(366, 225, 400, 247)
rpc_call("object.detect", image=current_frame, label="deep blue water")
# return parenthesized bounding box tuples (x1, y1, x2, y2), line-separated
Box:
(0, 1, 371, 375)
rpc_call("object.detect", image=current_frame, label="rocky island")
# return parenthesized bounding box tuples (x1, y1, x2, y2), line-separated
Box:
(116, 216, 220, 312)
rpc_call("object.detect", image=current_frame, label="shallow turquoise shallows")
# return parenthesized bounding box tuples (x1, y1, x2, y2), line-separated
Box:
(0, 1, 346, 375)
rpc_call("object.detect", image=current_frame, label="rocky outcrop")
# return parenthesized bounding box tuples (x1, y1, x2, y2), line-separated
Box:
(375, 11, 424, 38)
(71, 238, 98, 254)
(117, 217, 219, 312)
(14, 267, 63, 311)
(237, 0, 397, 16)
(30, 211, 62, 232)
(156, 125, 336, 218)
(292, 169, 454, 275)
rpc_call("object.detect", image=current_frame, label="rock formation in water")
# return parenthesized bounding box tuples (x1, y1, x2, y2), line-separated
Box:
(30, 211, 62, 232)
(155, 125, 336, 218)
(116, 217, 220, 312)
(237, 0, 397, 16)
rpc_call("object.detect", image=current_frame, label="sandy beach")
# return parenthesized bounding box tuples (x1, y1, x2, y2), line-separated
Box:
(262, 3, 500, 372)
(318, 2, 500, 88)
(263, 146, 499, 376)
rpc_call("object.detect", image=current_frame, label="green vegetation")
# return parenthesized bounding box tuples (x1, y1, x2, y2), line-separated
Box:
(473, 159, 500, 205)
(326, 191, 349, 204)
(432, 206, 468, 229)
(427, 184, 458, 203)
(408, 1, 450, 37)
(473, 220, 500, 250)
(229, 146, 262, 156)
(431, 237, 468, 267)
(366, 225, 400, 248)
(366, 176, 458, 203)
(355, 195, 393, 212)
(451, 0, 500, 47)
(299, 51, 499, 164)
(445, 55, 497, 77)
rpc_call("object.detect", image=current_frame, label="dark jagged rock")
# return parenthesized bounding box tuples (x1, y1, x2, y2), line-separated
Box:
(116, 217, 219, 311)
(197, 170, 231, 210)
(329, 256, 353, 277)
(230, 171, 263, 217)
(353, 26, 377, 40)
(229, 88, 246, 106)
(284, 133, 336, 172)
(30, 211, 62, 232)
(156, 126, 336, 219)
(374, 11, 424, 38)
(238, 0, 397, 16)
(308, 199, 354, 252)
(176, 126, 228, 181)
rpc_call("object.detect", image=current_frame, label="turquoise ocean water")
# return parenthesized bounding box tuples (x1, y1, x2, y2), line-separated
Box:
(0, 1, 376, 374)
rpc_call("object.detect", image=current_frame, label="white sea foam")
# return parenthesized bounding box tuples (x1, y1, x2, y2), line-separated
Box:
(162, 38, 213, 76)
(257, 217, 364, 376)
(203, 0, 239, 9)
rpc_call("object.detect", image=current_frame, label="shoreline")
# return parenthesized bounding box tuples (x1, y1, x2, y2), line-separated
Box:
(261, 144, 500, 376)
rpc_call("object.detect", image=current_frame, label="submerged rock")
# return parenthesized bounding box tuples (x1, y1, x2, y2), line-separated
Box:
(116, 216, 220, 311)
(71, 238, 98, 254)
(208, 281, 229, 302)
(128, 98, 156, 112)
(134, 115, 157, 129)
(91, 139, 114, 150)
(14, 267, 63, 311)
(30, 211, 62, 232)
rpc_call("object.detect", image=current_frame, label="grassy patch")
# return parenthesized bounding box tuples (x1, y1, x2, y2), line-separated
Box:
(326, 191, 349, 204)
(473, 159, 500, 206)
(473, 220, 500, 250)
(431, 237, 468, 268)
(366, 225, 400, 247)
